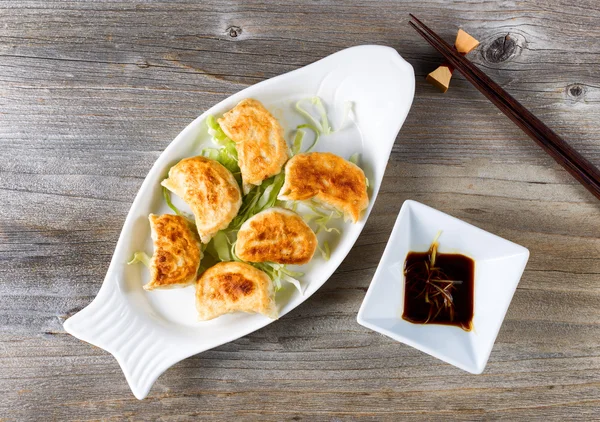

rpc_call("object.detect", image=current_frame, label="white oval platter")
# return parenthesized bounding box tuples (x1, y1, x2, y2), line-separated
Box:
(64, 45, 415, 399)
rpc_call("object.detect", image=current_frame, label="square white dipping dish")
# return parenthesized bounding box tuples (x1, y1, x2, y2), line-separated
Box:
(357, 200, 529, 373)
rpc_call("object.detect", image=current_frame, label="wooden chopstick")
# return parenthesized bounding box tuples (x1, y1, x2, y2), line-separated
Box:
(409, 14, 600, 201)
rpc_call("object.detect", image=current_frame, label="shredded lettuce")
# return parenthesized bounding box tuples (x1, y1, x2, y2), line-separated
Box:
(212, 231, 232, 262)
(296, 97, 332, 135)
(295, 97, 354, 136)
(163, 186, 182, 216)
(281, 273, 303, 294)
(229, 172, 285, 231)
(258, 173, 285, 209)
(127, 251, 151, 267)
(305, 202, 342, 235)
(206, 115, 231, 146)
(291, 124, 320, 155)
(254, 262, 304, 293)
(202, 115, 242, 184)
(230, 240, 241, 262)
(163, 186, 195, 222)
(317, 241, 331, 261)
(291, 128, 304, 156)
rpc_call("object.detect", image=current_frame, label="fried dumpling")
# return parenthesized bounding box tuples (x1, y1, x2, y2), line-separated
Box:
(235, 207, 317, 265)
(218, 99, 289, 191)
(144, 214, 202, 291)
(277, 152, 369, 223)
(161, 156, 242, 243)
(196, 262, 277, 321)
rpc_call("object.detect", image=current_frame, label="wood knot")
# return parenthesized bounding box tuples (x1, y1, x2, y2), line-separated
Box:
(567, 83, 585, 100)
(483, 34, 518, 63)
(226, 26, 242, 38)
(136, 60, 150, 69)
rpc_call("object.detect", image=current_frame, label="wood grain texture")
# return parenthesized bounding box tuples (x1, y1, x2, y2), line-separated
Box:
(1, 0, 600, 420)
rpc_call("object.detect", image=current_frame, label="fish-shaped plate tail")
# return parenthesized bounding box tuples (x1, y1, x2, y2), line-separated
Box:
(64, 45, 415, 399)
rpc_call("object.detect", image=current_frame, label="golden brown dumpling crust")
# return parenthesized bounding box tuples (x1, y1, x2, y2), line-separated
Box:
(196, 262, 277, 321)
(235, 208, 317, 265)
(278, 152, 369, 223)
(218, 99, 289, 190)
(145, 214, 202, 291)
(161, 156, 241, 243)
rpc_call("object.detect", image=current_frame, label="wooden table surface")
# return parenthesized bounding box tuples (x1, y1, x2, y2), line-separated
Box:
(2, 1, 600, 420)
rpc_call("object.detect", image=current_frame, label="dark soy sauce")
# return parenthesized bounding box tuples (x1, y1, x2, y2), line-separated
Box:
(402, 251, 475, 331)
